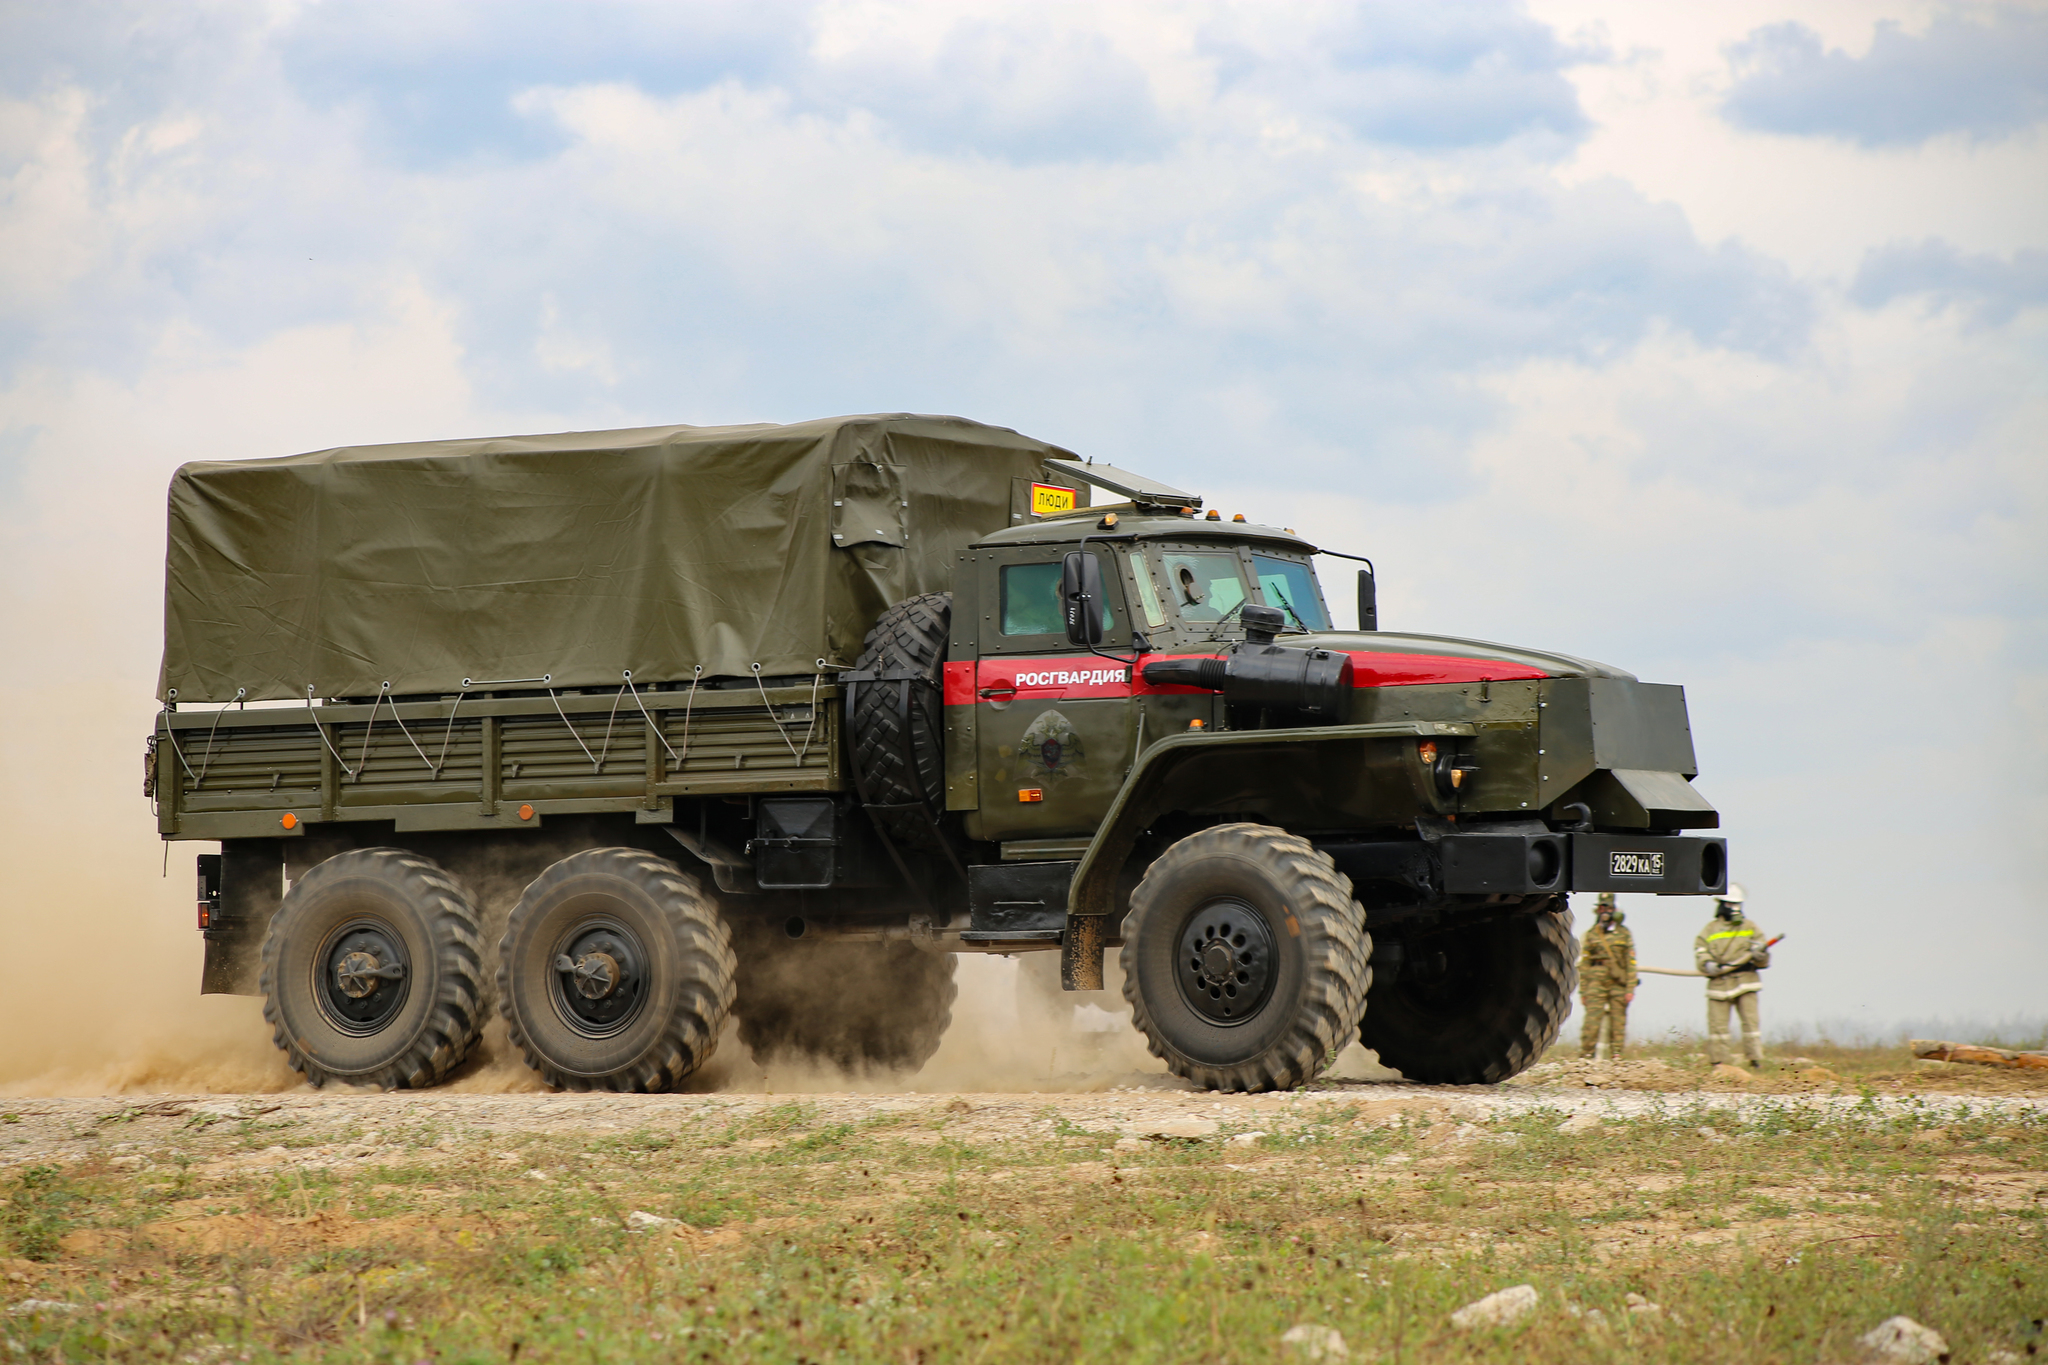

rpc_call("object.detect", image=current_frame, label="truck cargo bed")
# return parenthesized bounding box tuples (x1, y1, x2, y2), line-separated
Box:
(154, 683, 839, 840)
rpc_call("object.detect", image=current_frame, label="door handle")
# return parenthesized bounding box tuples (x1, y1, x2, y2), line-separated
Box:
(978, 686, 1017, 698)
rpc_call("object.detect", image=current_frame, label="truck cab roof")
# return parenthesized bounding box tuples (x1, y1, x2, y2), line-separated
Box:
(971, 508, 1316, 553)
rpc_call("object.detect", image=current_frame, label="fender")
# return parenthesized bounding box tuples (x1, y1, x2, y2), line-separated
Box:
(1065, 720, 1477, 918)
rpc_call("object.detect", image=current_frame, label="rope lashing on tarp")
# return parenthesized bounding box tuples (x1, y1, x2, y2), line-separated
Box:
(191, 688, 247, 788)
(352, 682, 440, 781)
(623, 671, 683, 765)
(156, 691, 198, 785)
(306, 685, 358, 778)
(545, 681, 601, 772)
(751, 663, 827, 763)
(434, 689, 467, 774)
(677, 666, 704, 765)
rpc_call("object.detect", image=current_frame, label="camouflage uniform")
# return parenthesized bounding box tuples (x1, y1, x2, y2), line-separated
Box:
(1578, 898, 1637, 1058)
(1695, 910, 1770, 1066)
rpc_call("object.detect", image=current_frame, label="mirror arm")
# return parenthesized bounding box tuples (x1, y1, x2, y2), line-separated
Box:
(1071, 534, 1142, 669)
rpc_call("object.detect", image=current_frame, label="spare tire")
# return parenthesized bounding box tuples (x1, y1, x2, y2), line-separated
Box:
(848, 592, 952, 854)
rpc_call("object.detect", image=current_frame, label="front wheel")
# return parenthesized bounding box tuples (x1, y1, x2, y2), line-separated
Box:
(498, 849, 735, 1092)
(1121, 823, 1370, 1092)
(1358, 901, 1576, 1084)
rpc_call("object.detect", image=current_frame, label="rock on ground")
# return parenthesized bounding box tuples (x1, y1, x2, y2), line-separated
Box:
(1280, 1324, 1348, 1361)
(1856, 1316, 1950, 1365)
(1450, 1284, 1538, 1330)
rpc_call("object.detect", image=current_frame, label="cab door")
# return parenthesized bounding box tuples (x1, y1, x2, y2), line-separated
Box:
(967, 546, 1135, 846)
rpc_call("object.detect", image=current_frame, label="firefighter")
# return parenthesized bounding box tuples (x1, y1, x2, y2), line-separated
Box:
(1578, 893, 1637, 1059)
(1694, 884, 1770, 1067)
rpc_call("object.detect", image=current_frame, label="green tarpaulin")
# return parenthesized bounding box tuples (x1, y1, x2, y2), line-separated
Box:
(161, 414, 1080, 703)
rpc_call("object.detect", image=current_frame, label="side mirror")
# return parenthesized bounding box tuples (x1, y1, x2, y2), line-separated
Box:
(1357, 565, 1378, 632)
(1062, 551, 1104, 646)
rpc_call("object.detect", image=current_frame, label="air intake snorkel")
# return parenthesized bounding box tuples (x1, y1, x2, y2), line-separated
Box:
(1140, 604, 1353, 719)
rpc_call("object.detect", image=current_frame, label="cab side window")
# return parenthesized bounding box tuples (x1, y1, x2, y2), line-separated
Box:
(1000, 563, 1066, 636)
(999, 559, 1117, 637)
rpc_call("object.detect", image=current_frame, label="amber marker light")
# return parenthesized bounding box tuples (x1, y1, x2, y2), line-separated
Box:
(1232, 513, 1246, 522)
(1188, 718, 1205, 730)
(1018, 788, 1043, 803)
(1099, 512, 1119, 529)
(280, 812, 297, 830)
(518, 803, 536, 821)
(1418, 740, 1438, 764)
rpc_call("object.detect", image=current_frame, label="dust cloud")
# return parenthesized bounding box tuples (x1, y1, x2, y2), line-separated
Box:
(0, 667, 1172, 1098)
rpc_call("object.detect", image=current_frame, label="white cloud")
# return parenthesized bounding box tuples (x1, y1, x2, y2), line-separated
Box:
(0, 0, 2041, 1045)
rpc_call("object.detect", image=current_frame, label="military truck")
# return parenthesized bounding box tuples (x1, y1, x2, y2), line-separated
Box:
(148, 413, 1726, 1094)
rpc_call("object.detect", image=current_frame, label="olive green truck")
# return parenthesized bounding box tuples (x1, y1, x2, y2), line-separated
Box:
(148, 414, 1726, 1093)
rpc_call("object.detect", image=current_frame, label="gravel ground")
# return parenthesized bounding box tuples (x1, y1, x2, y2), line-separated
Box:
(5, 1078, 2043, 1172)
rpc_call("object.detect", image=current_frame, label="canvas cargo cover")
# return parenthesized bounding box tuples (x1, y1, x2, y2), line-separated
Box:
(161, 414, 1080, 703)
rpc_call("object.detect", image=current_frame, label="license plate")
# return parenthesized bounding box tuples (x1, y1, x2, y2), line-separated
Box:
(1609, 851, 1665, 877)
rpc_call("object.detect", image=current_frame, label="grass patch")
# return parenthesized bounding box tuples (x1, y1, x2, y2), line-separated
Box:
(0, 1055, 2042, 1361)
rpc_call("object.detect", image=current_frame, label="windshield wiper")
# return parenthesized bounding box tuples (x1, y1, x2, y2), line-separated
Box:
(1270, 586, 1313, 633)
(1202, 599, 1248, 641)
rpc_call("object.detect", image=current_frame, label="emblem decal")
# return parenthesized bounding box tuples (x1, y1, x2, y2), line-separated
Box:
(1018, 709, 1084, 781)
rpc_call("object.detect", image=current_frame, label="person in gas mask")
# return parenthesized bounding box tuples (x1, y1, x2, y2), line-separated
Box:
(1694, 884, 1770, 1068)
(1578, 893, 1636, 1060)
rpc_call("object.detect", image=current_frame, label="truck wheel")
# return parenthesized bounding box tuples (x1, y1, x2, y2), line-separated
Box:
(497, 849, 735, 1092)
(259, 848, 486, 1089)
(848, 592, 951, 852)
(1120, 823, 1370, 1092)
(1358, 901, 1576, 1084)
(732, 932, 957, 1074)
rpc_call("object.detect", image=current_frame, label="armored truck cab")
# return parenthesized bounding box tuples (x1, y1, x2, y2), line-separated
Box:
(150, 414, 1725, 1093)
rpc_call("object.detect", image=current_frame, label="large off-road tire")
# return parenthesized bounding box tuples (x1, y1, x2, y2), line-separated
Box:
(732, 929, 957, 1074)
(497, 848, 735, 1092)
(848, 593, 951, 853)
(1121, 823, 1370, 1092)
(1358, 901, 1576, 1084)
(259, 848, 486, 1089)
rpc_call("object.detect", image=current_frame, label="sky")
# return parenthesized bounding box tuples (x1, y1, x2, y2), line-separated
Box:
(0, 0, 2043, 1065)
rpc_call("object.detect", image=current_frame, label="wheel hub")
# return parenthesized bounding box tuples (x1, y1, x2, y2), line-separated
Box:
(317, 920, 412, 1035)
(1175, 898, 1277, 1025)
(550, 920, 647, 1037)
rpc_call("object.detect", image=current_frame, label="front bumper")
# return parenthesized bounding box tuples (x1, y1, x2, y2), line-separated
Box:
(1435, 829, 1728, 897)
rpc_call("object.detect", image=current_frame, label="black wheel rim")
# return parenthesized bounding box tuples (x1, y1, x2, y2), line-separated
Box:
(547, 913, 649, 1039)
(1174, 897, 1277, 1025)
(315, 917, 413, 1036)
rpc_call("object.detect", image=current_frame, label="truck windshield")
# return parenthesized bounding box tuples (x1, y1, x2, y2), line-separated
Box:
(1160, 551, 1248, 624)
(1251, 554, 1330, 631)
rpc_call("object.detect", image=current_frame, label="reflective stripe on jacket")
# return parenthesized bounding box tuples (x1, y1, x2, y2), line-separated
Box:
(1694, 915, 1768, 1001)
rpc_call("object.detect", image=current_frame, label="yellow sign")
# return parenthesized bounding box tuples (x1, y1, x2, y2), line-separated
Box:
(1030, 483, 1077, 517)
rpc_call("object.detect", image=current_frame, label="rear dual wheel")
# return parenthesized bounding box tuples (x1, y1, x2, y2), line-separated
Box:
(497, 849, 736, 1092)
(260, 848, 487, 1089)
